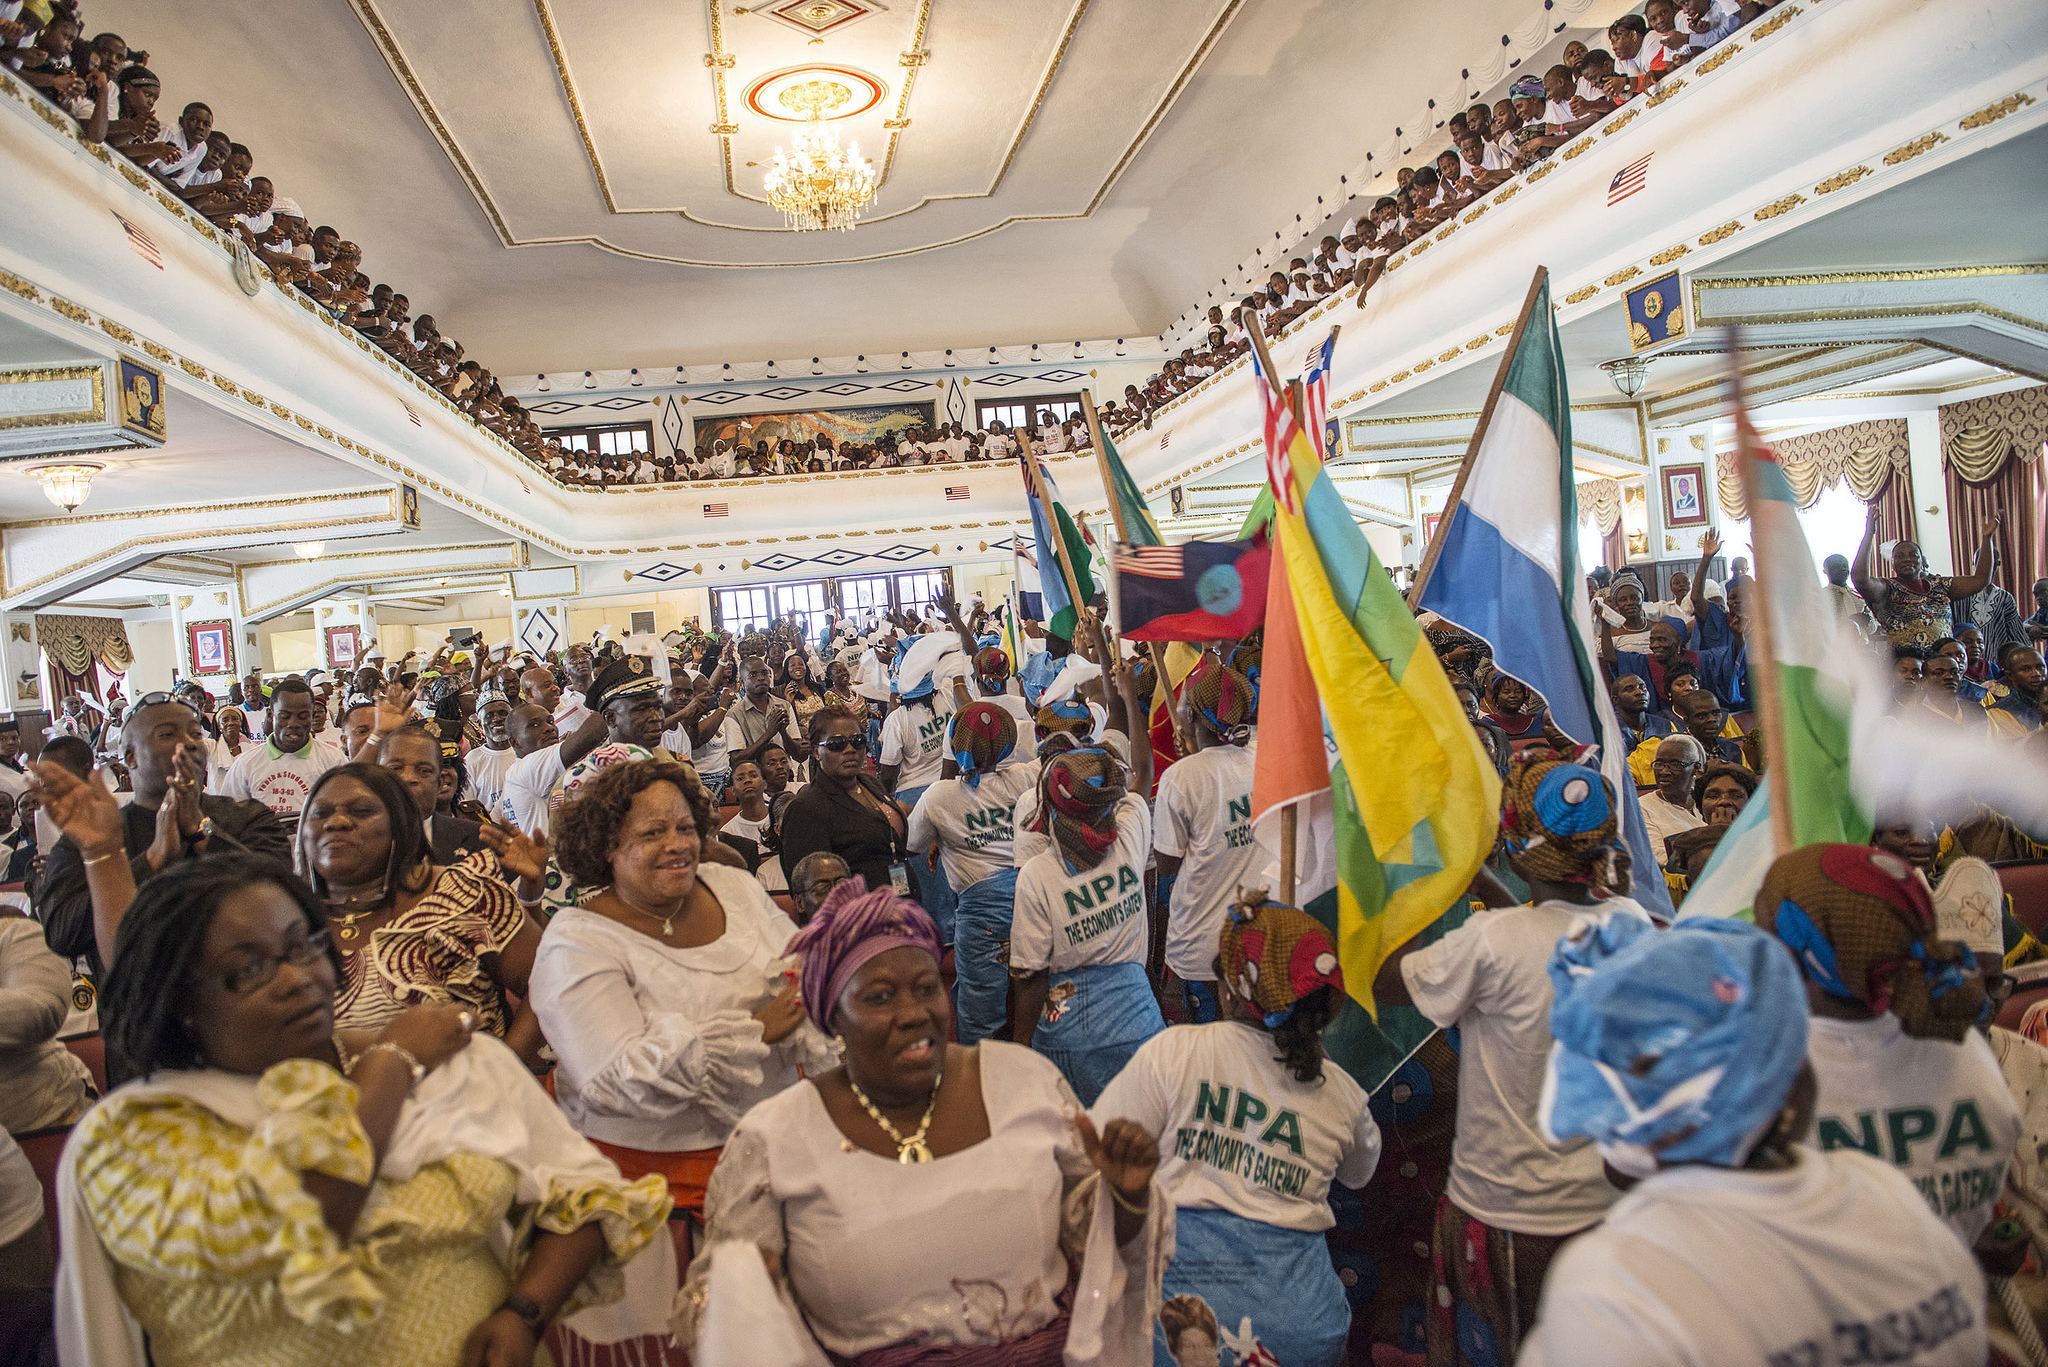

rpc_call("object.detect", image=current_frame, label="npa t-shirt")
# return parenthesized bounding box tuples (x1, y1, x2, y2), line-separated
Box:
(1153, 739, 1263, 982)
(1010, 793, 1151, 974)
(1805, 1013, 2020, 1244)
(1520, 1149, 1987, 1367)
(1092, 1020, 1379, 1232)
(879, 703, 949, 795)
(906, 765, 1036, 892)
(1402, 897, 1652, 1235)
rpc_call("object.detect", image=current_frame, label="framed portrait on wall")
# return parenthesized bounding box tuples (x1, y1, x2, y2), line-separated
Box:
(187, 620, 235, 678)
(1661, 462, 1709, 528)
(324, 625, 360, 670)
(1422, 512, 1444, 548)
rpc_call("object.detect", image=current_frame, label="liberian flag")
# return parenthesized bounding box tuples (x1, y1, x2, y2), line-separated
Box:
(1111, 536, 1269, 642)
(703, 502, 729, 518)
(944, 486, 970, 501)
(1301, 327, 1338, 459)
(116, 213, 162, 268)
(1416, 271, 1674, 920)
(1608, 152, 1653, 206)
(1251, 346, 1303, 516)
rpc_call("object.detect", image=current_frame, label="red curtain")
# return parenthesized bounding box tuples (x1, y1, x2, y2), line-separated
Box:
(44, 658, 99, 709)
(1602, 521, 1627, 572)
(1863, 467, 1917, 554)
(1947, 457, 2045, 586)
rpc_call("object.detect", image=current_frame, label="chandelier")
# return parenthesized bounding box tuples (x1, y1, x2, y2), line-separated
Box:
(764, 112, 877, 232)
(23, 461, 103, 512)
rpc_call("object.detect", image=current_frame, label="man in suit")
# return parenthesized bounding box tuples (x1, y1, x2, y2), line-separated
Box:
(39, 695, 290, 981)
(377, 723, 485, 863)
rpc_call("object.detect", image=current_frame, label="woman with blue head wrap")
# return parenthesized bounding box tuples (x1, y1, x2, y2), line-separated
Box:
(1522, 915, 1988, 1367)
(878, 633, 960, 943)
(905, 702, 1036, 1045)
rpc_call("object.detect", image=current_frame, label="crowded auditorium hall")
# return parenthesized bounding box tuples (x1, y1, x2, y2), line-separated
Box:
(2, 0, 2047, 1363)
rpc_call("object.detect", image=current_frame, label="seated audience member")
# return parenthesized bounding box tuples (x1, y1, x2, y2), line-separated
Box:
(674, 879, 1168, 1362)
(531, 758, 830, 1233)
(376, 724, 487, 861)
(1612, 672, 1673, 758)
(1453, 678, 1512, 779)
(1602, 613, 1696, 712)
(1663, 762, 1757, 892)
(38, 697, 289, 985)
(1375, 751, 1650, 1363)
(1479, 672, 1547, 738)
(1989, 646, 2045, 736)
(1756, 843, 2020, 1252)
(785, 850, 849, 927)
(0, 899, 94, 1134)
(1920, 650, 1989, 727)
(1672, 688, 1745, 766)
(1852, 505, 2003, 650)
(1640, 734, 1706, 867)
(1891, 645, 1928, 701)
(54, 855, 667, 1367)
(716, 757, 773, 871)
(1521, 913, 1987, 1367)
(1933, 636, 1990, 704)
(780, 704, 916, 899)
(288, 763, 545, 1061)
(218, 678, 339, 834)
(1096, 896, 1379, 1367)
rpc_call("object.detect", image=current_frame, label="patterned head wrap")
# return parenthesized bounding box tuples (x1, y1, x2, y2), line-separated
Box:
(949, 701, 1016, 789)
(1032, 747, 1127, 872)
(785, 876, 943, 1034)
(1510, 74, 1545, 100)
(1541, 915, 1808, 1175)
(1500, 752, 1628, 889)
(1034, 698, 1093, 737)
(1228, 637, 1263, 680)
(1188, 659, 1256, 741)
(1755, 844, 1985, 1041)
(1220, 899, 1345, 1027)
(973, 646, 1011, 690)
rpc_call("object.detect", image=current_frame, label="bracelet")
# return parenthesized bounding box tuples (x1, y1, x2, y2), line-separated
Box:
(1107, 1182, 1150, 1216)
(353, 1041, 426, 1092)
(498, 1292, 547, 1336)
(82, 847, 126, 868)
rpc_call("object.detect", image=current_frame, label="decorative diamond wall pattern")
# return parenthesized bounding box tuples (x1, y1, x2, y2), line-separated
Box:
(517, 608, 561, 657)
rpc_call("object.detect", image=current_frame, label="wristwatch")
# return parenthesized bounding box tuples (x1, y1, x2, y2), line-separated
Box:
(498, 1293, 546, 1336)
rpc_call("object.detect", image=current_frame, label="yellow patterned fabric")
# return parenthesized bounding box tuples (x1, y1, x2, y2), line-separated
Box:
(71, 1058, 665, 1367)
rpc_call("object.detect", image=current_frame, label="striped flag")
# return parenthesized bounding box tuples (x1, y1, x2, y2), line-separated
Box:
(944, 486, 970, 501)
(1255, 333, 1499, 1091)
(1018, 451, 1096, 638)
(405, 404, 422, 427)
(1608, 152, 1653, 206)
(1301, 327, 1338, 460)
(115, 214, 162, 269)
(1111, 544, 1184, 579)
(703, 502, 729, 518)
(1251, 348, 1304, 516)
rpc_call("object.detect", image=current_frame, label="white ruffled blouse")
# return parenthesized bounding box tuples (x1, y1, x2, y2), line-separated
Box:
(530, 862, 836, 1152)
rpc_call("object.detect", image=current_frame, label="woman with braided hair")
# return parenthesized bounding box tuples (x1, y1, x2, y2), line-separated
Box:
(1374, 750, 1652, 1366)
(1096, 897, 1379, 1367)
(1154, 658, 1261, 1022)
(1008, 745, 1165, 1104)
(907, 701, 1038, 1044)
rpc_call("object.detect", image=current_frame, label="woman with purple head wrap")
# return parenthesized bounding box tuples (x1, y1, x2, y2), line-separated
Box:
(675, 877, 1174, 1365)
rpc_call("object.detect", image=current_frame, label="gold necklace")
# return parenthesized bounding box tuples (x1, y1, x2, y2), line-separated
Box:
(847, 1065, 943, 1163)
(613, 888, 687, 937)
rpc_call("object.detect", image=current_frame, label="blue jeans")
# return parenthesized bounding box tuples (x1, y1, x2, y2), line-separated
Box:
(1031, 959, 1164, 1105)
(951, 868, 1018, 1045)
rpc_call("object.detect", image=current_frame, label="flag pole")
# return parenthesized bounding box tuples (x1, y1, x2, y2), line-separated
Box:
(1081, 389, 1191, 758)
(1725, 331, 1796, 860)
(1024, 448, 1089, 638)
(1406, 265, 1551, 609)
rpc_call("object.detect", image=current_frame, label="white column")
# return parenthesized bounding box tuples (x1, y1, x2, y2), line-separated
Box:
(1903, 411, 1954, 572)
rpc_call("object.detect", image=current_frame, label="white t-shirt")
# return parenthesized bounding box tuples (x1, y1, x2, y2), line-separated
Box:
(1805, 1013, 2021, 1244)
(1638, 791, 1704, 867)
(219, 739, 340, 822)
(1402, 897, 1653, 1234)
(879, 702, 949, 795)
(906, 765, 1036, 893)
(1154, 740, 1263, 983)
(1092, 1020, 1379, 1232)
(674, 719, 729, 779)
(464, 744, 515, 816)
(502, 742, 568, 834)
(1522, 1148, 1986, 1367)
(721, 810, 770, 847)
(1011, 793, 1151, 974)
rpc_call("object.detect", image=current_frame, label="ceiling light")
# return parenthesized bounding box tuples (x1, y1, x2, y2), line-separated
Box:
(294, 542, 324, 560)
(763, 110, 877, 232)
(583, 371, 597, 389)
(23, 461, 102, 512)
(630, 369, 643, 386)
(1601, 356, 1652, 398)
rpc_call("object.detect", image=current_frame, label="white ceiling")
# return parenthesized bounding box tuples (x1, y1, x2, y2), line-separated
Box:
(84, 0, 1572, 374)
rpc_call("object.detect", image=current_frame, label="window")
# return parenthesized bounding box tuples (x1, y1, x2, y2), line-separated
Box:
(892, 570, 952, 617)
(712, 585, 776, 636)
(976, 394, 1084, 431)
(775, 582, 831, 643)
(836, 574, 893, 625)
(629, 610, 657, 635)
(550, 421, 653, 458)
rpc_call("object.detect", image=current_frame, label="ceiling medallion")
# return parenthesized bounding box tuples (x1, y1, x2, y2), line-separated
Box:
(757, 0, 874, 36)
(743, 64, 887, 122)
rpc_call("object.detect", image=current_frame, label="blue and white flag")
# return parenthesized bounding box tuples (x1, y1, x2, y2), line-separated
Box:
(1417, 272, 1674, 920)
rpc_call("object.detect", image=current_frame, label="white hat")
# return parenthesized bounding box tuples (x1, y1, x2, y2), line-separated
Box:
(269, 196, 306, 220)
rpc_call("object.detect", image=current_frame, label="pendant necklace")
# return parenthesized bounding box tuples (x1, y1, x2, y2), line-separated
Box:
(616, 889, 684, 938)
(848, 1065, 943, 1163)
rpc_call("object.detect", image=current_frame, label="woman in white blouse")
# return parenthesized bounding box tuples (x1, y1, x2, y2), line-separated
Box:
(674, 878, 1172, 1365)
(531, 758, 834, 1223)
(204, 703, 250, 793)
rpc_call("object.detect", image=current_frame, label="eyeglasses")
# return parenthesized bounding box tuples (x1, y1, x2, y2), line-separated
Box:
(816, 736, 862, 753)
(210, 927, 332, 995)
(801, 873, 849, 900)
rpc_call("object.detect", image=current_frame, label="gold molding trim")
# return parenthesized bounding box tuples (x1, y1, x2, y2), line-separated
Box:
(1753, 193, 1805, 221)
(1649, 243, 1691, 266)
(1959, 92, 2036, 131)
(1883, 131, 1948, 166)
(1651, 343, 1925, 420)
(1698, 220, 1744, 246)
(1645, 77, 1687, 109)
(1604, 267, 1641, 288)
(1565, 284, 1601, 304)
(1749, 6, 1801, 39)
(1814, 165, 1871, 194)
(1694, 42, 1743, 76)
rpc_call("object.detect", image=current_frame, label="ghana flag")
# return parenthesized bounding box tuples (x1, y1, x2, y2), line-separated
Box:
(1111, 536, 1271, 642)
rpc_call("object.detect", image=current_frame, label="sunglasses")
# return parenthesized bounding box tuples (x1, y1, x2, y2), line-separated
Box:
(134, 691, 199, 713)
(815, 736, 863, 753)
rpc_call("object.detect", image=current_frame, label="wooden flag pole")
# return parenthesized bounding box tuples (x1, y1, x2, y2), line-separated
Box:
(1081, 390, 1191, 757)
(1725, 331, 1796, 860)
(1024, 447, 1088, 638)
(1405, 265, 1551, 609)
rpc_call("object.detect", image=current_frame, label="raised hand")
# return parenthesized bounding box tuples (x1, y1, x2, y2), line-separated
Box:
(1075, 1112, 1158, 1197)
(27, 760, 124, 856)
(478, 822, 549, 885)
